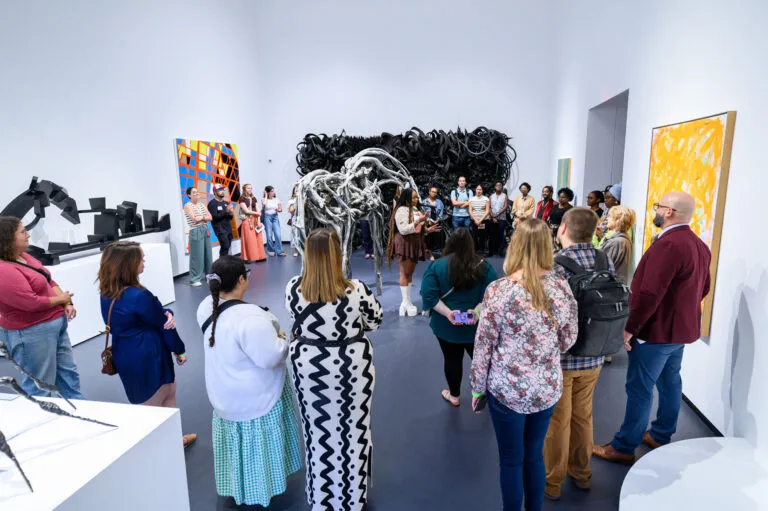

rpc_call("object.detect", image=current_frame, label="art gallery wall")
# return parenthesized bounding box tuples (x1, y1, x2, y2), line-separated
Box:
(582, 91, 628, 201)
(549, 0, 768, 447)
(0, 0, 264, 276)
(251, 0, 559, 219)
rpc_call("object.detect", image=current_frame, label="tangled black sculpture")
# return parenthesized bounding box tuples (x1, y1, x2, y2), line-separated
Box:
(296, 126, 517, 207)
(0, 341, 117, 493)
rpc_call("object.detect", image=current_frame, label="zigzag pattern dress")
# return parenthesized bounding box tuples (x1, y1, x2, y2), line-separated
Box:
(285, 277, 383, 511)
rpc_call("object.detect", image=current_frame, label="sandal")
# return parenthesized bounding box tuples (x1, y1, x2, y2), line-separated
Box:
(183, 433, 197, 448)
(441, 390, 460, 407)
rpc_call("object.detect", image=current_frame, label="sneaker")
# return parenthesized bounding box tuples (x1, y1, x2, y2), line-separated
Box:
(293, 251, 299, 257)
(190, 281, 202, 287)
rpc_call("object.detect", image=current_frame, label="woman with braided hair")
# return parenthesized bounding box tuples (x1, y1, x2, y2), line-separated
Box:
(197, 256, 301, 507)
(387, 188, 439, 316)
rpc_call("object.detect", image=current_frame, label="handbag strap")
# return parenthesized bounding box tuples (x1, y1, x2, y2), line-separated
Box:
(103, 296, 119, 351)
(9, 259, 51, 283)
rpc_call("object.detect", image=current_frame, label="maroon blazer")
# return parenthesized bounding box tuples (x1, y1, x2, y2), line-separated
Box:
(626, 225, 711, 344)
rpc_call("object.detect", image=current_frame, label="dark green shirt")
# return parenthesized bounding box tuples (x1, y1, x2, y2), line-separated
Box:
(420, 257, 499, 343)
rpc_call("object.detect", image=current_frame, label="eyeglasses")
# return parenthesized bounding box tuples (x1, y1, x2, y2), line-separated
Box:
(653, 203, 677, 212)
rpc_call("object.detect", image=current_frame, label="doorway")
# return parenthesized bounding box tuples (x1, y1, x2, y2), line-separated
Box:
(582, 90, 629, 202)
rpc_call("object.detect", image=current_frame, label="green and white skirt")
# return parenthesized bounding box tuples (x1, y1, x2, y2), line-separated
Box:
(212, 381, 303, 506)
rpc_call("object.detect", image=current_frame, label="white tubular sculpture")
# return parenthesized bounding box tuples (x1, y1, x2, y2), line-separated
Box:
(292, 148, 417, 295)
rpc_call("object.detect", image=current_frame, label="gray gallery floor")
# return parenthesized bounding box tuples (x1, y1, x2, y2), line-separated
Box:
(1, 250, 715, 510)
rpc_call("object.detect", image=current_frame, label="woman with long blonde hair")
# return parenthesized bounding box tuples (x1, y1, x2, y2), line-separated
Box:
(285, 228, 383, 511)
(470, 218, 578, 511)
(238, 183, 266, 263)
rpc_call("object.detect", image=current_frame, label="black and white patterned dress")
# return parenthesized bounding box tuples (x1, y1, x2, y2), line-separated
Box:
(285, 276, 383, 511)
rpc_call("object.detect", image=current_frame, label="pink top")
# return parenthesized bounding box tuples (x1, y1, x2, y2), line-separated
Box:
(0, 253, 65, 331)
(470, 272, 578, 414)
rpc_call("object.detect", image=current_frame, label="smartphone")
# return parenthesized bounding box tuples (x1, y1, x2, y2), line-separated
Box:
(452, 311, 476, 324)
(473, 395, 488, 412)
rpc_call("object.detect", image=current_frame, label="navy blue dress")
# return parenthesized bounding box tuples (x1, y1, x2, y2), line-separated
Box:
(100, 287, 186, 404)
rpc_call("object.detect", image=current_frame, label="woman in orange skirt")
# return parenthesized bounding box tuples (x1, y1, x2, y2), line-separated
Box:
(238, 184, 266, 263)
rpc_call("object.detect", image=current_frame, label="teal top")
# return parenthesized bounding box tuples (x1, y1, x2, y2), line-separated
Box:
(420, 256, 499, 343)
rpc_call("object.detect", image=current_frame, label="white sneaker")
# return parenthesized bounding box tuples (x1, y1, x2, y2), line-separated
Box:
(405, 303, 418, 316)
(190, 281, 202, 287)
(293, 251, 299, 257)
(399, 303, 409, 317)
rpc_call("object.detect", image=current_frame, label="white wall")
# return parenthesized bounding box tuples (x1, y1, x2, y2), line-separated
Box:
(0, 0, 264, 275)
(550, 0, 768, 448)
(252, 0, 559, 206)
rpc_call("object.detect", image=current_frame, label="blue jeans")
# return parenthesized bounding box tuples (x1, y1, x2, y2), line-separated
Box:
(452, 215, 471, 230)
(611, 342, 685, 454)
(263, 213, 284, 255)
(0, 316, 84, 400)
(488, 393, 555, 511)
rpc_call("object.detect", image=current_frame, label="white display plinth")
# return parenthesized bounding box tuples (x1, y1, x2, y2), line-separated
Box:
(47, 242, 176, 346)
(0, 396, 189, 511)
(620, 437, 768, 510)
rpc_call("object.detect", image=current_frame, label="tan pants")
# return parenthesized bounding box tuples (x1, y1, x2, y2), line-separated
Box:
(544, 367, 601, 495)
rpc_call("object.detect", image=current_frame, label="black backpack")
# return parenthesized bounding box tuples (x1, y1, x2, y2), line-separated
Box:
(554, 251, 629, 357)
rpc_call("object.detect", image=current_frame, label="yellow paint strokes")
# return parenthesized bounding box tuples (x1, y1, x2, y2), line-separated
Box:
(642, 114, 727, 252)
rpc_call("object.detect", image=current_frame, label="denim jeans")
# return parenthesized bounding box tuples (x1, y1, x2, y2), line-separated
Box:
(263, 213, 284, 255)
(189, 227, 212, 283)
(452, 215, 471, 230)
(611, 342, 685, 454)
(488, 393, 555, 511)
(0, 316, 84, 400)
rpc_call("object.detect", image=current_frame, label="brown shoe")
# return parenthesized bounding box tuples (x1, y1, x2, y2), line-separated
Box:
(183, 433, 197, 448)
(593, 443, 635, 465)
(643, 431, 662, 450)
(544, 485, 561, 501)
(571, 478, 591, 491)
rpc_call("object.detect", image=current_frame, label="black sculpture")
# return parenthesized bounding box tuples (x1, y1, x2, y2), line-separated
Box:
(296, 126, 517, 209)
(1, 177, 171, 264)
(0, 430, 32, 492)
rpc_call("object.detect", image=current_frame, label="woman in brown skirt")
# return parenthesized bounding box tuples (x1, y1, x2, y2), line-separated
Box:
(387, 188, 439, 316)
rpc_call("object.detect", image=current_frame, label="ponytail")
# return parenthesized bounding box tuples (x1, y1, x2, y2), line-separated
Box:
(208, 277, 222, 347)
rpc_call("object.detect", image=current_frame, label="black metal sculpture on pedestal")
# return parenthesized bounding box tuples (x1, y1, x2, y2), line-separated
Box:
(0, 344, 117, 493)
(1, 177, 171, 264)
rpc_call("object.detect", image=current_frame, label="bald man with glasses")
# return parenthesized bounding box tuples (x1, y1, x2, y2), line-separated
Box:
(594, 191, 711, 465)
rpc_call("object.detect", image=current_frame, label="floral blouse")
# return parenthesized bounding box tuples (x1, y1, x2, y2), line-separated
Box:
(470, 272, 578, 414)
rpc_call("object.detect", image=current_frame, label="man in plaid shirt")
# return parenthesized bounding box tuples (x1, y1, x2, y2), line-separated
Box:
(543, 207, 616, 500)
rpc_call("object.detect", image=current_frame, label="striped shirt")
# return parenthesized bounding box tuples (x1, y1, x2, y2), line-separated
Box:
(554, 243, 616, 371)
(469, 195, 489, 219)
(185, 202, 208, 231)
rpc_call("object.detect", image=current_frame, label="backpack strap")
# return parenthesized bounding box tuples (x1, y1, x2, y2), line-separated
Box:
(201, 299, 246, 333)
(554, 255, 587, 275)
(593, 250, 609, 272)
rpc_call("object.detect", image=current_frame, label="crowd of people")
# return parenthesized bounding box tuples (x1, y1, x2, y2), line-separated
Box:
(185, 183, 300, 287)
(0, 177, 712, 510)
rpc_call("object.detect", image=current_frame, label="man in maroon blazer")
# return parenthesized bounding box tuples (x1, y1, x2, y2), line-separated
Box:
(535, 185, 556, 221)
(594, 191, 711, 465)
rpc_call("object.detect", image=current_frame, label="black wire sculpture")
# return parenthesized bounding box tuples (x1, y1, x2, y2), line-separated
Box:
(296, 126, 517, 208)
(0, 344, 118, 493)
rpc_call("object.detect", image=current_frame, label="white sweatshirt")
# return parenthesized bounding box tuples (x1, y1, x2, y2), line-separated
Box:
(197, 296, 289, 422)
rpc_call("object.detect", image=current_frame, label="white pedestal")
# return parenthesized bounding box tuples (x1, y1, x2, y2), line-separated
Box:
(46, 242, 176, 346)
(0, 397, 190, 511)
(620, 437, 768, 510)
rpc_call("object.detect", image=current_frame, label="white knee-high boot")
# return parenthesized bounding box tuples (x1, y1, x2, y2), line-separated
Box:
(398, 284, 417, 317)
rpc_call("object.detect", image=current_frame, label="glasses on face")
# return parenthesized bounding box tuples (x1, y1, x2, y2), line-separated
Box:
(653, 203, 677, 212)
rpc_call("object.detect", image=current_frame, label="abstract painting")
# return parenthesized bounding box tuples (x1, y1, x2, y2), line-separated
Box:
(557, 158, 571, 190)
(175, 139, 241, 252)
(642, 111, 737, 336)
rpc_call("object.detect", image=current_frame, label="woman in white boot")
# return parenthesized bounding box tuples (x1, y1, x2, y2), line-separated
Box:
(387, 188, 438, 316)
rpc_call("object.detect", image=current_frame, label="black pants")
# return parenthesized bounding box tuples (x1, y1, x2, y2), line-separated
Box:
(213, 226, 232, 258)
(472, 222, 489, 255)
(488, 219, 507, 256)
(359, 219, 373, 255)
(438, 339, 474, 397)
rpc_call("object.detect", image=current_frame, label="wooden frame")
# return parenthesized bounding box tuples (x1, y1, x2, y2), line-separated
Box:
(641, 111, 737, 337)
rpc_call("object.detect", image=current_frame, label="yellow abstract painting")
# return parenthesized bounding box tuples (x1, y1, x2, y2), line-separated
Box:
(642, 111, 736, 336)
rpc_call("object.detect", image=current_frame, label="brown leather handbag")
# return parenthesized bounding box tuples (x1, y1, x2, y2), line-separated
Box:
(101, 296, 119, 375)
